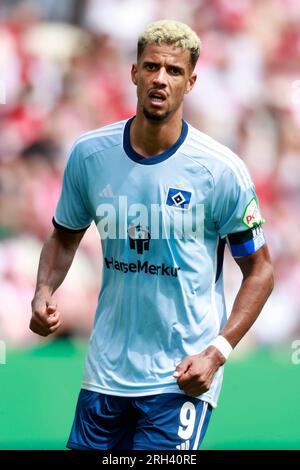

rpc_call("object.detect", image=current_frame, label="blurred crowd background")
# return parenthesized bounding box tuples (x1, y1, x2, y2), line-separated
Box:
(1, 0, 300, 349)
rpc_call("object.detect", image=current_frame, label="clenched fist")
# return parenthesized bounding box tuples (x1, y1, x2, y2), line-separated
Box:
(173, 346, 225, 397)
(30, 294, 62, 337)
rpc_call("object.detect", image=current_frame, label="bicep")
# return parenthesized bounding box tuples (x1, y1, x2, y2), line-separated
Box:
(234, 244, 273, 278)
(51, 226, 87, 251)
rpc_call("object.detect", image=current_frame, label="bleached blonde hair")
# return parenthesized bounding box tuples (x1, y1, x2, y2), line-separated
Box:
(137, 20, 201, 69)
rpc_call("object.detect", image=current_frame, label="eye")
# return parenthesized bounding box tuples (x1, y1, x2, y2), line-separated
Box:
(145, 63, 157, 71)
(169, 67, 181, 75)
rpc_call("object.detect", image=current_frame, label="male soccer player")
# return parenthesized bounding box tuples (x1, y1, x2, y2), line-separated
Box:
(30, 20, 274, 450)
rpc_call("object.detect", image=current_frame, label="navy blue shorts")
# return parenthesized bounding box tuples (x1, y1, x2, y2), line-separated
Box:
(67, 389, 212, 450)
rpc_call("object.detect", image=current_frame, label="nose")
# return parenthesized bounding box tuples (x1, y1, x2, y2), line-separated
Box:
(153, 67, 167, 87)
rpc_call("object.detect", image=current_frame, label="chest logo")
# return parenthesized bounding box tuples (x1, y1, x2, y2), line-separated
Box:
(128, 224, 151, 254)
(166, 188, 192, 209)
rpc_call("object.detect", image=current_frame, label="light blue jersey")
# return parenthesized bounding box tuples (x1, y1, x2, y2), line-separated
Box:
(54, 117, 265, 408)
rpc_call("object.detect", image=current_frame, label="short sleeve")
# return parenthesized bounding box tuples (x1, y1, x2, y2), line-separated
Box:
(212, 166, 265, 257)
(53, 144, 93, 231)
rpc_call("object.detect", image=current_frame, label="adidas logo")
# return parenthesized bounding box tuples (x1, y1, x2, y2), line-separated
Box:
(99, 184, 114, 197)
(176, 440, 190, 450)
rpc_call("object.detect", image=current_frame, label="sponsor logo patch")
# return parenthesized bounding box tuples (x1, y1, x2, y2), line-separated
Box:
(128, 223, 151, 254)
(242, 197, 264, 228)
(104, 257, 180, 277)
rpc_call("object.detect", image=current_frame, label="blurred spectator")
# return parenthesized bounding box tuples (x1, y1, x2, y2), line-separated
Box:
(0, 0, 299, 348)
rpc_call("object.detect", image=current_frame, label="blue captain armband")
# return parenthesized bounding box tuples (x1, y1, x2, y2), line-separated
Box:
(227, 225, 265, 258)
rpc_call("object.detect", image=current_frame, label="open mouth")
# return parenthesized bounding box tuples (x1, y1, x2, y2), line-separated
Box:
(148, 90, 166, 104)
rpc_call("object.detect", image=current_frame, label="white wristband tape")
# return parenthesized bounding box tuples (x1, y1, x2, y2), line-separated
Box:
(210, 335, 233, 360)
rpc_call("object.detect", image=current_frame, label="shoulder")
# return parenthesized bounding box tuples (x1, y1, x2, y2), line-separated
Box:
(70, 119, 127, 161)
(184, 123, 253, 191)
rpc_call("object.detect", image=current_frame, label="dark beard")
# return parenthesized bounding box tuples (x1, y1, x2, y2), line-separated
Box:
(143, 107, 171, 122)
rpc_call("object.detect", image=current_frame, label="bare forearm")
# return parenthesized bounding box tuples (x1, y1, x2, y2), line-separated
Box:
(34, 229, 84, 297)
(175, 246, 274, 396)
(30, 228, 85, 337)
(221, 258, 274, 348)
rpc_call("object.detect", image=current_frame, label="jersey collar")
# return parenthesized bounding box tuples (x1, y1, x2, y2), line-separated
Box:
(123, 116, 188, 165)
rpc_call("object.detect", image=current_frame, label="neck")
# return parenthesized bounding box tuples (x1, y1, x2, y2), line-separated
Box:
(130, 109, 183, 157)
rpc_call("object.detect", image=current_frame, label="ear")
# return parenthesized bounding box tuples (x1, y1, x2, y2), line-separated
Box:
(131, 64, 138, 86)
(185, 72, 197, 94)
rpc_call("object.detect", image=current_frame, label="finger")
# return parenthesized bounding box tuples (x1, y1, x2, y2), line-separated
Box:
(46, 305, 57, 315)
(177, 373, 207, 390)
(45, 312, 60, 326)
(180, 377, 211, 396)
(177, 373, 195, 388)
(31, 318, 58, 336)
(33, 311, 59, 328)
(35, 320, 58, 336)
(173, 357, 192, 378)
(46, 318, 60, 329)
(31, 313, 58, 332)
(49, 320, 62, 333)
(175, 364, 197, 383)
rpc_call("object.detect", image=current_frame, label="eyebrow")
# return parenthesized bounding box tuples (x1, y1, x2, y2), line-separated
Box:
(167, 64, 185, 74)
(143, 60, 158, 66)
(143, 60, 185, 73)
